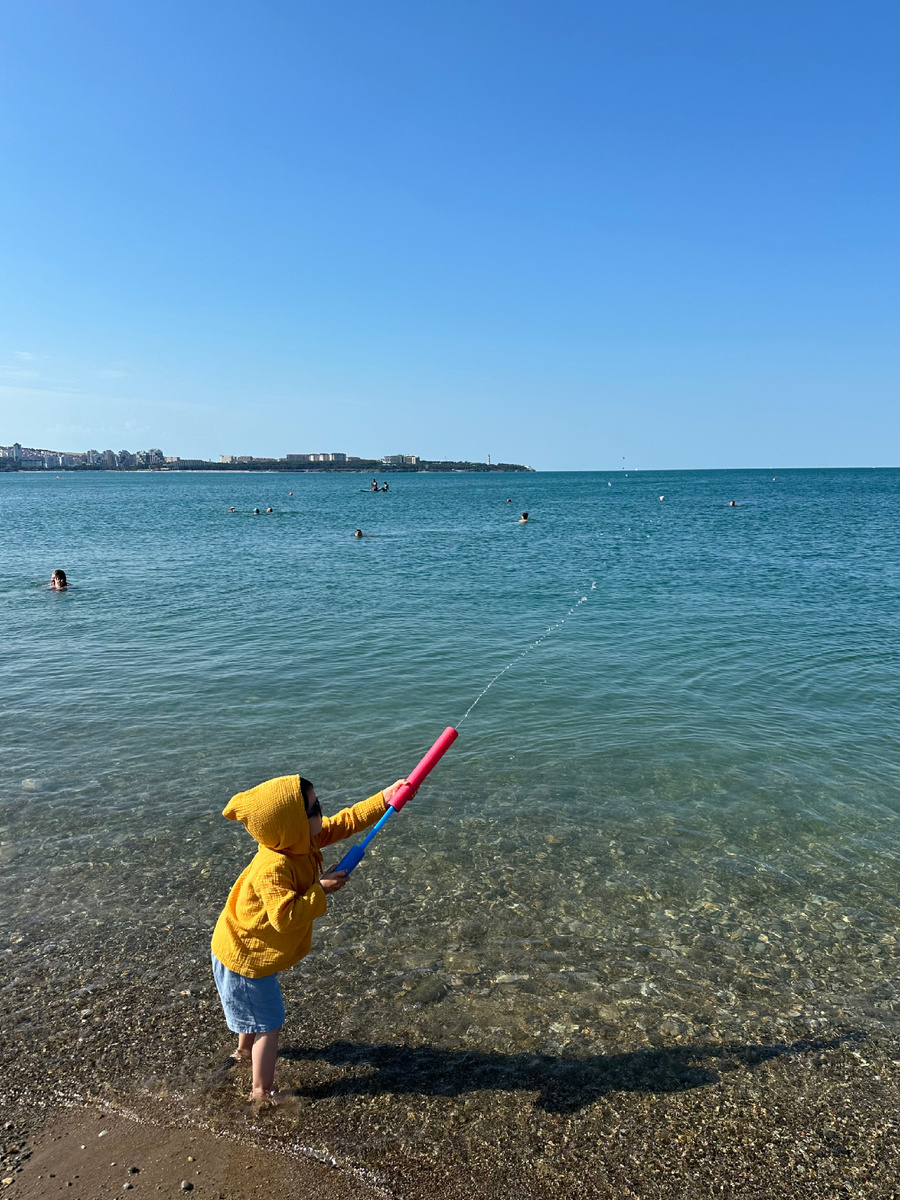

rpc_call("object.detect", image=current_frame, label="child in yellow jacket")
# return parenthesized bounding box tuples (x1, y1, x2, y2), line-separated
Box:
(211, 771, 407, 1100)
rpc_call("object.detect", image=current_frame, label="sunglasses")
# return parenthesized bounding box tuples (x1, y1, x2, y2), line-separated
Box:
(300, 777, 321, 821)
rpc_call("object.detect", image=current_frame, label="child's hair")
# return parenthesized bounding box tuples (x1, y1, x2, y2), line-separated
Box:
(299, 777, 321, 819)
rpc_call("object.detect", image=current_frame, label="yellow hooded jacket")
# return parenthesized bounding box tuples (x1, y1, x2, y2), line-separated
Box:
(211, 775, 386, 978)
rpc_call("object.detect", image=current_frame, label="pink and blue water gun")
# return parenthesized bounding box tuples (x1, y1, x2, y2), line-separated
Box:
(333, 726, 458, 875)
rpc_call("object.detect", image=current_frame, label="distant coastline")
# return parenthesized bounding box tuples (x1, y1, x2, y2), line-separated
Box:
(0, 459, 533, 474)
(0, 441, 533, 473)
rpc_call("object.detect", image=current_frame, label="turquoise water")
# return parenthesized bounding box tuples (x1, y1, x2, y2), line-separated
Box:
(3, 468, 900, 1061)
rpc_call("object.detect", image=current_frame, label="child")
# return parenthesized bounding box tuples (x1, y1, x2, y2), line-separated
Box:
(211, 771, 408, 1101)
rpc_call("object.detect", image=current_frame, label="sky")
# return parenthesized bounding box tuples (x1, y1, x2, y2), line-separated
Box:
(1, 1, 898, 470)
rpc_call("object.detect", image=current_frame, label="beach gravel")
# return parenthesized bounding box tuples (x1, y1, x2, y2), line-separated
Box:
(3, 907, 900, 1199)
(5, 815, 900, 1196)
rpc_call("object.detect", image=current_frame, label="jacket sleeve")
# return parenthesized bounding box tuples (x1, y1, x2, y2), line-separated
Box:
(318, 792, 386, 848)
(256, 858, 327, 934)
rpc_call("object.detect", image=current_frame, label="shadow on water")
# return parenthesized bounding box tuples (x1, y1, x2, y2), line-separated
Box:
(281, 1032, 859, 1113)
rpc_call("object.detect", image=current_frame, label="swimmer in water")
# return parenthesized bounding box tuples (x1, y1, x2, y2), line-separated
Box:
(518, 512, 529, 523)
(506, 498, 512, 503)
(229, 507, 236, 513)
(266, 507, 274, 514)
(49, 569, 68, 590)
(381, 482, 389, 492)
(371, 479, 379, 491)
(289, 491, 293, 496)
(253, 508, 260, 515)
(354, 529, 363, 538)
(729, 500, 736, 507)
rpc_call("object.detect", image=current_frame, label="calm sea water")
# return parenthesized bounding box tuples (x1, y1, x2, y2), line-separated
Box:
(3, 468, 900, 1060)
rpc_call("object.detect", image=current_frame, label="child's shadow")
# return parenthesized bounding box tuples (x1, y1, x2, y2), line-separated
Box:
(281, 1032, 856, 1113)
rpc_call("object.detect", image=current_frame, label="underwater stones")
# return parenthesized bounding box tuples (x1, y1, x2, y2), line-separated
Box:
(444, 954, 481, 974)
(401, 950, 441, 970)
(405, 977, 448, 1005)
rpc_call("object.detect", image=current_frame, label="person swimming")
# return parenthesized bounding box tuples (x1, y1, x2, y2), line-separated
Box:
(229, 507, 236, 513)
(506, 498, 512, 503)
(49, 569, 68, 590)
(253, 508, 260, 515)
(266, 507, 274, 513)
(729, 500, 736, 507)
(354, 529, 363, 538)
(371, 479, 379, 491)
(518, 512, 529, 523)
(381, 482, 389, 491)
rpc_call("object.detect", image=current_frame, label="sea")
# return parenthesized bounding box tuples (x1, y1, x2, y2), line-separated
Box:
(3, 467, 900, 1187)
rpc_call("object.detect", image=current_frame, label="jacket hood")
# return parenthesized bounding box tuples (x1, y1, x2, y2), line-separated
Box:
(223, 774, 309, 853)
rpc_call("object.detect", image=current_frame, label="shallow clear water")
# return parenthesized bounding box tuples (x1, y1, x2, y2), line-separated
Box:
(3, 467, 900, 1062)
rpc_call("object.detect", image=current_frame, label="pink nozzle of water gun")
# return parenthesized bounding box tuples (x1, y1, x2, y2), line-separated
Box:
(387, 726, 458, 811)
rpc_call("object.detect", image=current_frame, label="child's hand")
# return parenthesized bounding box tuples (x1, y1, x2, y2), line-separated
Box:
(319, 870, 349, 894)
(383, 778, 411, 807)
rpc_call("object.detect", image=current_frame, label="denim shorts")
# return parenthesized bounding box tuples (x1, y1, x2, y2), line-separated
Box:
(211, 953, 285, 1034)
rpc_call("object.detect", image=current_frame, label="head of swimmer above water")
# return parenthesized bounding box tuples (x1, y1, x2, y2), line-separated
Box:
(50, 569, 67, 590)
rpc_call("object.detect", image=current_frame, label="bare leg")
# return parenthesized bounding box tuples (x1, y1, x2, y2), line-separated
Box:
(233, 1032, 255, 1061)
(227, 1032, 254, 1063)
(250, 1028, 281, 1097)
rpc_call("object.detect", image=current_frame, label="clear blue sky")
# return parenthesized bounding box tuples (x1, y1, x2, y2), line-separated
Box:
(1, 1, 897, 469)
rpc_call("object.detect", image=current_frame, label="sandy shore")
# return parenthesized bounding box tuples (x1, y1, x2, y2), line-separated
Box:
(8, 1110, 386, 1200)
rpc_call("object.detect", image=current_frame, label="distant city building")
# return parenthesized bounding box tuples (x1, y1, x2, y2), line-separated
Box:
(382, 454, 418, 465)
(285, 452, 346, 463)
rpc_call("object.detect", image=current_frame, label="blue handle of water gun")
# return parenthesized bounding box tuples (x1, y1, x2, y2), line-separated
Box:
(332, 806, 396, 876)
(334, 843, 366, 875)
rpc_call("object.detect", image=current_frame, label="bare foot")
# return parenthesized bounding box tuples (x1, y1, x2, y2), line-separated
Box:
(224, 1048, 252, 1068)
(247, 1089, 296, 1109)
